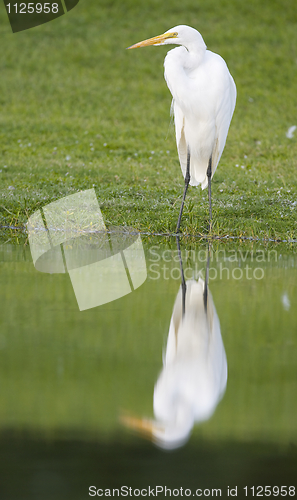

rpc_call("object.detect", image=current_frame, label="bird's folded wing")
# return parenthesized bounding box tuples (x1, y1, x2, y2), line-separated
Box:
(212, 73, 237, 177)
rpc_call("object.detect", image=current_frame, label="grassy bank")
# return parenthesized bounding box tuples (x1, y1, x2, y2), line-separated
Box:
(0, 0, 297, 241)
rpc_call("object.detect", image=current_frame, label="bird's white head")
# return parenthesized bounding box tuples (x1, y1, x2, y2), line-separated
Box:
(127, 25, 206, 53)
(120, 407, 193, 450)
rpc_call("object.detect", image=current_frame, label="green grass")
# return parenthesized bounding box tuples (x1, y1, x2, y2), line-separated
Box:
(1, 0, 297, 241)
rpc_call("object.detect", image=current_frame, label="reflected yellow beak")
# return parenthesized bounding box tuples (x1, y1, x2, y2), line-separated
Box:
(120, 413, 154, 438)
(127, 31, 178, 49)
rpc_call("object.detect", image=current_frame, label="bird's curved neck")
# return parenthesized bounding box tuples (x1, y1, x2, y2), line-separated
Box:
(171, 45, 205, 73)
(172, 40, 206, 70)
(187, 48, 205, 69)
(183, 34, 206, 63)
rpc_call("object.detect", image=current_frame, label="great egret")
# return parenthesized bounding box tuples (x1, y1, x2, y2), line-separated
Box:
(122, 276, 227, 449)
(121, 241, 227, 449)
(128, 25, 236, 232)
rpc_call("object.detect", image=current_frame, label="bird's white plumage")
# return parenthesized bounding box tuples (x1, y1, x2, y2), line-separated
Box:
(121, 276, 227, 450)
(162, 25, 236, 188)
(151, 278, 227, 449)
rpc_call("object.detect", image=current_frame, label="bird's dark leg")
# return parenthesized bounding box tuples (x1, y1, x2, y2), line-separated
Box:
(203, 242, 210, 312)
(176, 149, 190, 233)
(176, 235, 186, 317)
(207, 156, 212, 231)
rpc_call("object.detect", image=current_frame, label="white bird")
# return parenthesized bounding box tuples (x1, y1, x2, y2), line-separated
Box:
(128, 25, 236, 231)
(121, 278, 227, 449)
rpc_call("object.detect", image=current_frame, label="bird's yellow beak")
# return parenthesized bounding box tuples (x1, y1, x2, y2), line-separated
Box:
(120, 412, 166, 444)
(120, 413, 154, 439)
(127, 31, 178, 49)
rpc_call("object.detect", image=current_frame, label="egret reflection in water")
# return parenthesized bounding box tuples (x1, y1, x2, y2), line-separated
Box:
(123, 240, 227, 449)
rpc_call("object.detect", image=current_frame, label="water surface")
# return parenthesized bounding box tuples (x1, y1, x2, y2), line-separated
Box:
(0, 238, 296, 499)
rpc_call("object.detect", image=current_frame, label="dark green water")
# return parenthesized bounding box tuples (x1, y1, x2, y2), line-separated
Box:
(0, 239, 296, 499)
